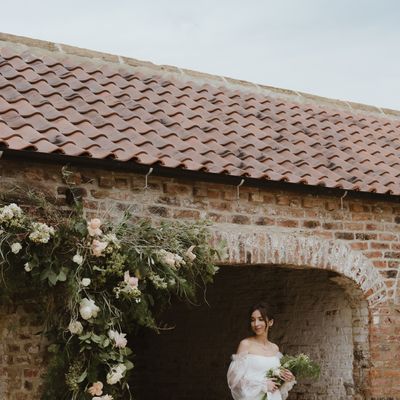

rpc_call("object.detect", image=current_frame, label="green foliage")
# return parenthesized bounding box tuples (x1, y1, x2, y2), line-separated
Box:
(280, 353, 320, 380)
(0, 187, 221, 400)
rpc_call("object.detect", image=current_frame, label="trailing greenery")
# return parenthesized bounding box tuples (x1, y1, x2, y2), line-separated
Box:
(0, 188, 221, 400)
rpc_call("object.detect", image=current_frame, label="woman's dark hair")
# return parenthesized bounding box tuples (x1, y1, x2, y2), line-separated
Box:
(249, 302, 273, 325)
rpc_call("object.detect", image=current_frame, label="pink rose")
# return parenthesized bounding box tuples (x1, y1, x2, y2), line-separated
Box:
(124, 271, 138, 288)
(92, 239, 108, 257)
(87, 218, 102, 237)
(88, 381, 103, 396)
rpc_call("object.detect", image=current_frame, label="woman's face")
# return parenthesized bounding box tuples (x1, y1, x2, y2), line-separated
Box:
(250, 309, 268, 335)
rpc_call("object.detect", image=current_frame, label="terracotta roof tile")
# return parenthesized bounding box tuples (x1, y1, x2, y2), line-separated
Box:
(1, 33, 400, 195)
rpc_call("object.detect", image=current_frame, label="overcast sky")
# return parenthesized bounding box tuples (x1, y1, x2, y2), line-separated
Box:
(2, 0, 400, 110)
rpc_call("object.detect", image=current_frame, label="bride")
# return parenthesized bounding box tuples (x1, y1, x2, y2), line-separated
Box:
(227, 303, 296, 400)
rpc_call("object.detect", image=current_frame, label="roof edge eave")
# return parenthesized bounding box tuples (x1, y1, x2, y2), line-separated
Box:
(2, 149, 400, 204)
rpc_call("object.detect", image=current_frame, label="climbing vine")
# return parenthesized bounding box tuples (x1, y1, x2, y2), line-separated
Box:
(0, 189, 220, 400)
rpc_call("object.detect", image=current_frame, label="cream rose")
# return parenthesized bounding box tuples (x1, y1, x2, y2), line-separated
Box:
(81, 278, 91, 287)
(106, 364, 126, 385)
(92, 239, 108, 257)
(68, 320, 83, 335)
(73, 253, 83, 265)
(87, 218, 102, 236)
(79, 298, 100, 320)
(11, 242, 22, 254)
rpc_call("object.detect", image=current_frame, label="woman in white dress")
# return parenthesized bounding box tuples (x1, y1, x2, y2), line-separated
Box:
(227, 303, 296, 400)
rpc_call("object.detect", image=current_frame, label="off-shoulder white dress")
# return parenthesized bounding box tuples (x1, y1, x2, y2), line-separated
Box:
(227, 352, 296, 400)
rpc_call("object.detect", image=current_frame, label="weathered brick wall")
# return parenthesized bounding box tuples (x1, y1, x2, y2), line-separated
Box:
(0, 299, 46, 400)
(0, 158, 399, 399)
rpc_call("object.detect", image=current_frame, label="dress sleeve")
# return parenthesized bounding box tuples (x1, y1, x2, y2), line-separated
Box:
(227, 353, 268, 400)
(277, 352, 297, 400)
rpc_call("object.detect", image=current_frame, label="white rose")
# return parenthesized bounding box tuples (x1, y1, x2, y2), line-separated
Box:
(73, 254, 83, 265)
(106, 364, 126, 385)
(81, 278, 91, 287)
(68, 320, 83, 335)
(108, 330, 127, 348)
(79, 298, 100, 320)
(11, 243, 22, 254)
(24, 262, 32, 272)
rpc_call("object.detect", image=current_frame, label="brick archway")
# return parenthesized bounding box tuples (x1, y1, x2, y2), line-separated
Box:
(133, 225, 388, 399)
(212, 224, 388, 307)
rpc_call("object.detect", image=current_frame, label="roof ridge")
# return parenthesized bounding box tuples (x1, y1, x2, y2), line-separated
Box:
(0, 31, 399, 120)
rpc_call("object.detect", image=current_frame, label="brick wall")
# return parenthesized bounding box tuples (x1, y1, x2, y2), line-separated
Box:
(0, 299, 46, 400)
(0, 158, 399, 399)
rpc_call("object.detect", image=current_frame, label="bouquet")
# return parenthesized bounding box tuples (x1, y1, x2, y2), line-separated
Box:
(261, 353, 320, 400)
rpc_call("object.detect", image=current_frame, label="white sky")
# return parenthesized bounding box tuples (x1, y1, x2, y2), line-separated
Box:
(2, 0, 400, 110)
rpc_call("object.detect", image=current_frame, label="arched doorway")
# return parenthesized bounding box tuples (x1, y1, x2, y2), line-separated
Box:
(131, 228, 385, 399)
(131, 264, 369, 399)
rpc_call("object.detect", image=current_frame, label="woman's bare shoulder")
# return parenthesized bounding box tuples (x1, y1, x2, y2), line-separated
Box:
(269, 342, 280, 352)
(236, 337, 252, 353)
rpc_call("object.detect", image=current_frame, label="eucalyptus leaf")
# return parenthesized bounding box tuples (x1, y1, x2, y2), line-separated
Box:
(76, 369, 87, 383)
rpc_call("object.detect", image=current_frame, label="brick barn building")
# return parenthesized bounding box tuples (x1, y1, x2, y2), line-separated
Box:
(0, 33, 399, 400)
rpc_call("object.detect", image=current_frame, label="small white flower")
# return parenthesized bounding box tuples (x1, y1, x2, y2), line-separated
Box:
(73, 253, 83, 265)
(148, 272, 167, 289)
(29, 222, 55, 244)
(11, 243, 22, 254)
(81, 278, 91, 287)
(24, 262, 32, 272)
(79, 298, 100, 320)
(68, 320, 83, 335)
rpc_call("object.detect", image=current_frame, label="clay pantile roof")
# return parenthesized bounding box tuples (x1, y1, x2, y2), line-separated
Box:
(1, 33, 400, 195)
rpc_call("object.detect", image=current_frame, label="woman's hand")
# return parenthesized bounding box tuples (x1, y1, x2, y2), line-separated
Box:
(265, 378, 279, 392)
(279, 368, 295, 382)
